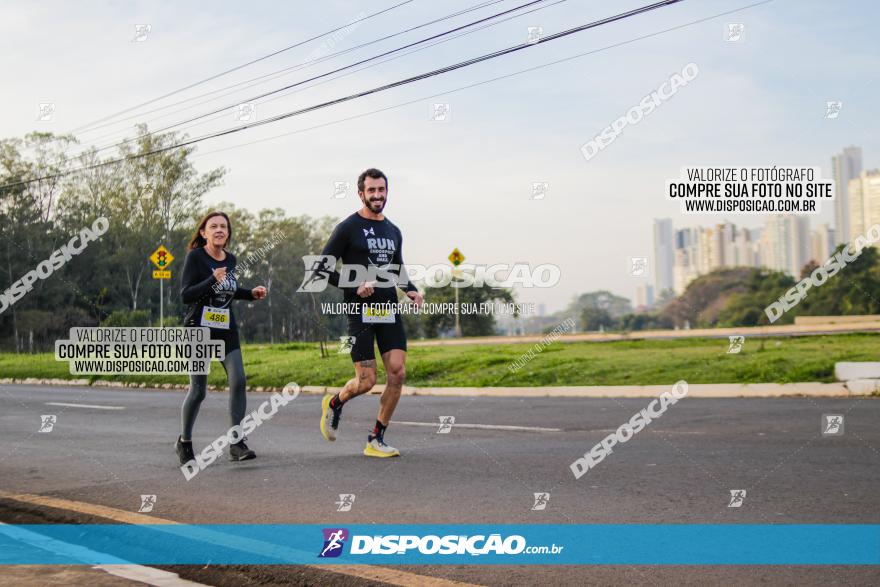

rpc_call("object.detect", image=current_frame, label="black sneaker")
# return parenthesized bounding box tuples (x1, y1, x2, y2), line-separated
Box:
(175, 436, 195, 465)
(229, 438, 256, 461)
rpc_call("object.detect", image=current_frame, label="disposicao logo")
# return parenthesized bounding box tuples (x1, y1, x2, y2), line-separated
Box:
(319, 528, 349, 558)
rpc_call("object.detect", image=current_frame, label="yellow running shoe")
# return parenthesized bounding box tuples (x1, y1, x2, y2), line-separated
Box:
(320, 394, 341, 442)
(364, 435, 400, 458)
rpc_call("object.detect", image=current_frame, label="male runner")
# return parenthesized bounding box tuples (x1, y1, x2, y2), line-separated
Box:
(316, 168, 423, 457)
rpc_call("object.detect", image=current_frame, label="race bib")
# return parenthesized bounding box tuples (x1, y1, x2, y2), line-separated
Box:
(362, 305, 394, 324)
(201, 306, 230, 329)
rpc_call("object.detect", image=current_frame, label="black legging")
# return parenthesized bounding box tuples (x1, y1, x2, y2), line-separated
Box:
(180, 349, 247, 440)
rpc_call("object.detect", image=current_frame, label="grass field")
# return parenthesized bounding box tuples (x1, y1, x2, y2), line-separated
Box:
(1, 333, 877, 388)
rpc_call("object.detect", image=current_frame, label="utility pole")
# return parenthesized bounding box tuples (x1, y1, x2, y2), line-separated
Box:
(447, 248, 465, 337)
(149, 243, 174, 327)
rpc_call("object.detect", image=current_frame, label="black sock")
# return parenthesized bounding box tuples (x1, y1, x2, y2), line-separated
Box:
(371, 420, 387, 438)
(329, 393, 344, 409)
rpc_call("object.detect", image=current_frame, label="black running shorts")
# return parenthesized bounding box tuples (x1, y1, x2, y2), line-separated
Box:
(345, 315, 407, 363)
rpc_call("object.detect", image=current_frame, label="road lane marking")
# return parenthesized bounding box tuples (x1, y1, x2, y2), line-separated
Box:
(45, 402, 125, 410)
(591, 428, 704, 435)
(0, 491, 480, 587)
(395, 420, 561, 433)
(0, 523, 207, 586)
(96, 565, 207, 586)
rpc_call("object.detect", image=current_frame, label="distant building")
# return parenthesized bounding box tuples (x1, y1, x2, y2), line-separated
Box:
(848, 169, 880, 241)
(635, 283, 654, 310)
(695, 222, 738, 274)
(810, 223, 835, 263)
(672, 227, 699, 294)
(673, 248, 697, 295)
(761, 215, 811, 277)
(653, 219, 674, 295)
(832, 146, 863, 245)
(667, 216, 813, 291)
(733, 227, 758, 267)
(719, 222, 735, 267)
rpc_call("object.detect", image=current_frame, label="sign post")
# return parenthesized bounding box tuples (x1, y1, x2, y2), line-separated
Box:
(448, 248, 465, 337)
(149, 245, 174, 327)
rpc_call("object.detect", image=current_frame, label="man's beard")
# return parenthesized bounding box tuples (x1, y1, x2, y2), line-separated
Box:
(365, 197, 385, 213)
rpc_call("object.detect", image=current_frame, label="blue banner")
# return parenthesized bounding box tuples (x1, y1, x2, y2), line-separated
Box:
(1, 524, 878, 565)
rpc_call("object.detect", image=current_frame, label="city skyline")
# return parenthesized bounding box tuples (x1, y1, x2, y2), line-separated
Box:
(642, 211, 853, 305)
(637, 143, 878, 306)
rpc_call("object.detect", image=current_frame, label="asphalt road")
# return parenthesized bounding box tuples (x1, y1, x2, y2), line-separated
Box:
(1, 383, 878, 585)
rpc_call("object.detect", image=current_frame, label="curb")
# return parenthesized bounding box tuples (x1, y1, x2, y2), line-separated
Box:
(399, 382, 870, 398)
(1, 378, 875, 397)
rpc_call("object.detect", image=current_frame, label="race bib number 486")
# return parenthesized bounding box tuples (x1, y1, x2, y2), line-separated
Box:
(201, 307, 230, 329)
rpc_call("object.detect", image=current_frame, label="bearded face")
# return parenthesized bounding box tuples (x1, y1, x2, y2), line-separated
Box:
(359, 176, 387, 213)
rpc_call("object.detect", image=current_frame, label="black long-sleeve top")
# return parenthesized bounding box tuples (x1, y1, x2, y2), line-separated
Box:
(180, 246, 254, 332)
(318, 212, 417, 305)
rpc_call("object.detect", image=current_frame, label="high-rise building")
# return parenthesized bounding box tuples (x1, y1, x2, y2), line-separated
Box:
(810, 223, 835, 263)
(673, 227, 699, 294)
(673, 247, 697, 295)
(653, 219, 674, 295)
(674, 227, 697, 250)
(719, 222, 735, 267)
(832, 146, 863, 245)
(733, 228, 759, 267)
(635, 283, 654, 309)
(848, 169, 880, 241)
(761, 215, 811, 277)
(793, 217, 812, 275)
(696, 223, 735, 274)
(667, 219, 804, 292)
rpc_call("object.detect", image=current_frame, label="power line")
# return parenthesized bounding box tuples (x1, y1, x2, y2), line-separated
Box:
(67, 0, 418, 134)
(78, 0, 565, 156)
(87, 0, 554, 155)
(191, 0, 774, 161)
(0, 0, 687, 191)
(73, 0, 508, 143)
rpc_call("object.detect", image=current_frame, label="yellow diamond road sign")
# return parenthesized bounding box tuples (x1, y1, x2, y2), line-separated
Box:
(448, 248, 465, 267)
(150, 245, 174, 270)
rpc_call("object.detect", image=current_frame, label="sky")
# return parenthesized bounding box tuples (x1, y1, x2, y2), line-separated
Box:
(1, 0, 877, 313)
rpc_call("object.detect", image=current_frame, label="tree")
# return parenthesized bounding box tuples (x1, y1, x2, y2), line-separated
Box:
(0, 127, 226, 349)
(659, 268, 783, 327)
(580, 306, 615, 331)
(417, 279, 515, 338)
(796, 245, 880, 317)
(565, 290, 632, 319)
(230, 207, 345, 347)
(714, 268, 796, 326)
(618, 312, 673, 331)
(0, 133, 78, 350)
(654, 288, 677, 309)
(56, 125, 225, 317)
